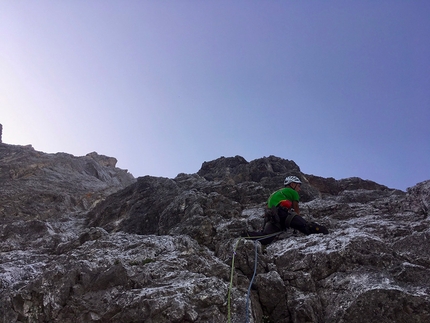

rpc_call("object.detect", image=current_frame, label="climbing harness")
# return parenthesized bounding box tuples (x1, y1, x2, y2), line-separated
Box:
(285, 212, 296, 228)
(227, 231, 282, 323)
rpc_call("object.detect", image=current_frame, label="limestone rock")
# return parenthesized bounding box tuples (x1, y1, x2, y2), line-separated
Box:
(1, 150, 429, 323)
(0, 143, 135, 220)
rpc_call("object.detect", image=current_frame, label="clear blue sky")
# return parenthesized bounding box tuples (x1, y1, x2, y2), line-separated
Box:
(1, 1, 429, 191)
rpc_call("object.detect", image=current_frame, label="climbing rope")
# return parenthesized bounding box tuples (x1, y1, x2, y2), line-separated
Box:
(227, 231, 282, 323)
(245, 240, 259, 323)
(227, 237, 242, 322)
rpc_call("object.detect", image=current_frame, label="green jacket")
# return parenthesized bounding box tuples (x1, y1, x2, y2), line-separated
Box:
(267, 187, 299, 208)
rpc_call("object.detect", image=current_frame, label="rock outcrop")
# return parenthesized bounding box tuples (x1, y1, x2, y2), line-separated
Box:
(1, 149, 429, 323)
(0, 144, 135, 221)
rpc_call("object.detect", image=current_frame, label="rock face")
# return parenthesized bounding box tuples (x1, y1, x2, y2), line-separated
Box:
(1, 150, 429, 323)
(0, 143, 135, 221)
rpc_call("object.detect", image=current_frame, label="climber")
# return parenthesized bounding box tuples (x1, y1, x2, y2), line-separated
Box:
(242, 175, 328, 244)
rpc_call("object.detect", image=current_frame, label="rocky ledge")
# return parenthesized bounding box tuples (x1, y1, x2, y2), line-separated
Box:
(0, 148, 429, 323)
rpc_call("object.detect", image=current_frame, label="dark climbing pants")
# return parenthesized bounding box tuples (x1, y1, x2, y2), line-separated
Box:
(246, 207, 317, 245)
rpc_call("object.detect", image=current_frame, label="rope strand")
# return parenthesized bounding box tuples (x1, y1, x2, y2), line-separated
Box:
(245, 240, 259, 323)
(227, 231, 282, 323)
